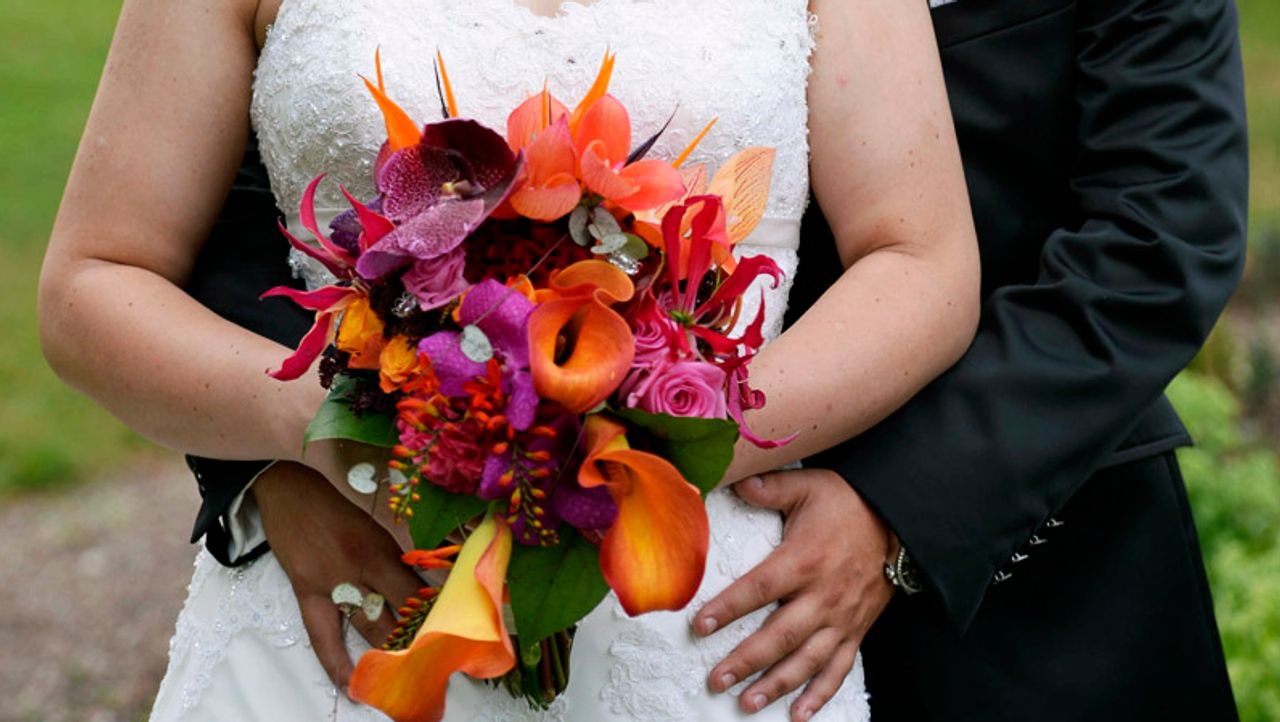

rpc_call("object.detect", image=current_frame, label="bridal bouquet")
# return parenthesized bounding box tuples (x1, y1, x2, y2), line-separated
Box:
(266, 50, 784, 722)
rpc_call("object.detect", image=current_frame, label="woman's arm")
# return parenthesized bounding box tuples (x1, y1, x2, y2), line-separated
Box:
(723, 0, 981, 482)
(38, 0, 323, 463)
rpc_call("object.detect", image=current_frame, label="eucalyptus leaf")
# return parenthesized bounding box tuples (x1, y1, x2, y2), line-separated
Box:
(408, 483, 489, 551)
(591, 232, 629, 256)
(619, 233, 650, 261)
(569, 206, 592, 246)
(592, 206, 623, 236)
(361, 593, 386, 622)
(331, 583, 363, 609)
(303, 375, 397, 449)
(613, 408, 740, 496)
(346, 462, 379, 495)
(461, 324, 494, 364)
(507, 529, 610, 655)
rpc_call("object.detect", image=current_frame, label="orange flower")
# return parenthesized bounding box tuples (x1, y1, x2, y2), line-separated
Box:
(505, 52, 686, 222)
(528, 260, 636, 413)
(578, 415, 709, 615)
(335, 295, 387, 371)
(349, 514, 515, 722)
(379, 336, 426, 393)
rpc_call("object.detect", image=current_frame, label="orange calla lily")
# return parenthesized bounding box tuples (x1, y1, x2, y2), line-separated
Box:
(578, 415, 709, 615)
(349, 514, 515, 722)
(528, 261, 636, 413)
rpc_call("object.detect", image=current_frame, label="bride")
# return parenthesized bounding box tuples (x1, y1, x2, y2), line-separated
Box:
(38, 0, 979, 719)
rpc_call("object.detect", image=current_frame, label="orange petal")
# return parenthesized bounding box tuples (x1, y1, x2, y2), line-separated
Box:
(544, 259, 636, 303)
(363, 52, 421, 152)
(528, 261, 636, 411)
(579, 141, 639, 200)
(573, 94, 631, 167)
(707, 147, 775, 245)
(523, 118, 577, 185)
(336, 296, 387, 370)
(435, 50, 459, 119)
(510, 178, 582, 221)
(578, 415, 709, 615)
(569, 50, 617, 133)
(349, 515, 514, 722)
(673, 117, 718, 169)
(528, 298, 634, 413)
(507, 88, 569, 153)
(612, 159, 686, 212)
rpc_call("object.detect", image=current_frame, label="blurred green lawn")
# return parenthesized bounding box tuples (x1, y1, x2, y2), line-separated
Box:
(0, 0, 1277, 714)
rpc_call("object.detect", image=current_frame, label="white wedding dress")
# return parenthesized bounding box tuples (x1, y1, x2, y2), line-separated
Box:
(150, 1, 871, 720)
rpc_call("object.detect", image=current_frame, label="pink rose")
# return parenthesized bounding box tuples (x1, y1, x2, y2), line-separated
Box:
(621, 359, 728, 419)
(631, 292, 679, 364)
(402, 247, 469, 311)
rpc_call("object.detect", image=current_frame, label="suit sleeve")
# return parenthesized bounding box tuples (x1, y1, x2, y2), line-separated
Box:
(184, 135, 312, 566)
(813, 0, 1248, 631)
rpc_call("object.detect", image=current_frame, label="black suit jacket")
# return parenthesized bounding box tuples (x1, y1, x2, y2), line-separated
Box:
(791, 0, 1246, 629)
(785, 0, 1243, 717)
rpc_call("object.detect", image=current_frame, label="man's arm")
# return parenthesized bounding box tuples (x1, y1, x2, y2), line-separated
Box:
(185, 134, 312, 565)
(815, 0, 1248, 631)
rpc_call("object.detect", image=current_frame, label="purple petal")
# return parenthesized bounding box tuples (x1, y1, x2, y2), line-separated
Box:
(379, 145, 456, 222)
(479, 452, 515, 500)
(327, 209, 362, 255)
(421, 119, 518, 194)
(356, 199, 486, 279)
(418, 331, 486, 397)
(553, 480, 618, 531)
(505, 369, 538, 431)
(458, 279, 534, 365)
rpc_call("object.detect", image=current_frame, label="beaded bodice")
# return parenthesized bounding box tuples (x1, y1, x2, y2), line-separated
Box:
(250, 0, 814, 224)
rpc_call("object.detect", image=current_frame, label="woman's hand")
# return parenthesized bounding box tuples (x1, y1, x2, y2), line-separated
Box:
(298, 438, 414, 550)
(695, 469, 895, 721)
(255, 461, 423, 690)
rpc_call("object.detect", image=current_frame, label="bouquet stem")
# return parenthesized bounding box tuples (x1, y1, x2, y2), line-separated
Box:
(498, 628, 576, 708)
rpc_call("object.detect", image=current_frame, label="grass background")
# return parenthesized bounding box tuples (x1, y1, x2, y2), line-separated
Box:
(0, 0, 1276, 716)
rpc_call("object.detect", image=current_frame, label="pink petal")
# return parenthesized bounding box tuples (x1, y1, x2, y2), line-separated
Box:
(356, 199, 487, 279)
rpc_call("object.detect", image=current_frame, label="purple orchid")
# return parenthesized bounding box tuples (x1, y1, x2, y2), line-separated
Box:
(418, 279, 538, 430)
(356, 119, 523, 279)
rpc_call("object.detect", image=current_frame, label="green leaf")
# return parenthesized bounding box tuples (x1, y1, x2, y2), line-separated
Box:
(507, 529, 610, 653)
(303, 375, 397, 448)
(461, 324, 494, 364)
(408, 483, 489, 550)
(613, 408, 739, 496)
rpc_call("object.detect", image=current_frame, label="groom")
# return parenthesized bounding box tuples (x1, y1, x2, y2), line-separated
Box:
(185, 0, 1247, 718)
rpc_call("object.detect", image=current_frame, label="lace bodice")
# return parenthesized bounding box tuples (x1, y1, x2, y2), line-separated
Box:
(251, 0, 814, 223)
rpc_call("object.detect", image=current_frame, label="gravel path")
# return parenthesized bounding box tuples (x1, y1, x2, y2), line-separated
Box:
(0, 456, 200, 722)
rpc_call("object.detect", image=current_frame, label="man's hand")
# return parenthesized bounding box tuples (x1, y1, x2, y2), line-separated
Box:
(694, 469, 896, 721)
(254, 462, 424, 690)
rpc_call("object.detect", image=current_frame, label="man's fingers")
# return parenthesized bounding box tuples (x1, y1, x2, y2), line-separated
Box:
(707, 597, 822, 693)
(738, 627, 843, 715)
(695, 551, 799, 637)
(791, 638, 859, 722)
(732, 472, 806, 512)
(298, 594, 354, 690)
